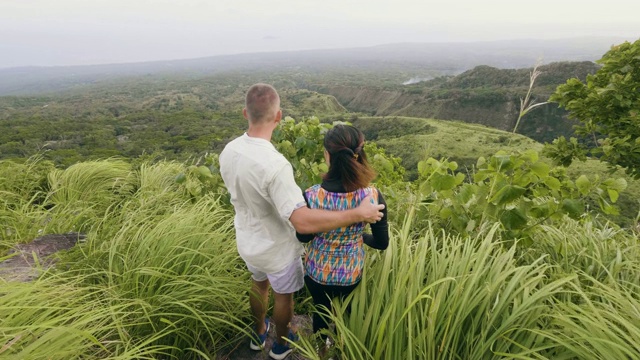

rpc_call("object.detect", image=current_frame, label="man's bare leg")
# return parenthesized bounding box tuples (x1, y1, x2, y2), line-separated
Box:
(250, 278, 270, 334)
(272, 291, 294, 345)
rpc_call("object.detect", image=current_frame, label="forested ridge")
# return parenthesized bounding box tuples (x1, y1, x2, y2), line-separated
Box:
(0, 60, 602, 163)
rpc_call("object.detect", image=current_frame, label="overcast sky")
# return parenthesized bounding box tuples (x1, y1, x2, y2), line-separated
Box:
(1, 0, 638, 68)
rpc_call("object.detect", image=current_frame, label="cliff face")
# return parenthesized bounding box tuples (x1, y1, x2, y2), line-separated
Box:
(314, 86, 407, 115)
(308, 62, 599, 142)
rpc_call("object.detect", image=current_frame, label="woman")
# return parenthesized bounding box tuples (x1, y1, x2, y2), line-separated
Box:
(297, 124, 389, 344)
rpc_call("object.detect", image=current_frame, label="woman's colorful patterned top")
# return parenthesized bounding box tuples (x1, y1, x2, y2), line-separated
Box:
(303, 184, 379, 286)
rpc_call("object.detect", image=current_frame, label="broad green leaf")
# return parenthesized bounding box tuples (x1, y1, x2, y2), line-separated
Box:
(603, 204, 620, 215)
(431, 173, 457, 191)
(175, 173, 186, 184)
(417, 160, 427, 175)
(561, 199, 584, 219)
(530, 162, 550, 178)
(608, 189, 619, 203)
(458, 184, 475, 202)
(521, 149, 539, 163)
(490, 185, 526, 205)
(500, 208, 528, 230)
(491, 155, 513, 171)
(575, 175, 591, 195)
(439, 206, 452, 219)
(514, 173, 533, 187)
(295, 136, 307, 148)
(418, 181, 432, 196)
(603, 178, 628, 191)
(473, 170, 490, 183)
(530, 202, 552, 218)
(197, 166, 213, 178)
(544, 177, 562, 190)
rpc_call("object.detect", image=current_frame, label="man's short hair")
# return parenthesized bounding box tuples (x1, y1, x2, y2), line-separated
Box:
(245, 83, 280, 123)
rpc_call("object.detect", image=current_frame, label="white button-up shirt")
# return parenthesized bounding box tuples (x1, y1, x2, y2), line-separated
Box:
(220, 133, 306, 273)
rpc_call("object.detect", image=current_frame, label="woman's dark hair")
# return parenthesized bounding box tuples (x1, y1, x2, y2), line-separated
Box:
(323, 124, 376, 192)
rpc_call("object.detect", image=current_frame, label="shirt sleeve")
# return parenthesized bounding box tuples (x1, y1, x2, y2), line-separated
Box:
(267, 161, 306, 221)
(363, 188, 389, 250)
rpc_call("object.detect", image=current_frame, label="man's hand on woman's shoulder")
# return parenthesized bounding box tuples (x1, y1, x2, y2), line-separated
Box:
(358, 194, 385, 223)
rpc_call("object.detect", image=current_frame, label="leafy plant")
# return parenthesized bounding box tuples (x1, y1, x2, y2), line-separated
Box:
(416, 150, 627, 241)
(272, 116, 333, 190)
(272, 117, 409, 221)
(547, 39, 640, 178)
(174, 153, 228, 202)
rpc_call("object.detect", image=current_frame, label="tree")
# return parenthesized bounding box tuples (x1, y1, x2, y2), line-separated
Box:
(545, 39, 640, 178)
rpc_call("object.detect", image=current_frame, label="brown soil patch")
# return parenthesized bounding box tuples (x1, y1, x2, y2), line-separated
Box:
(0, 233, 84, 282)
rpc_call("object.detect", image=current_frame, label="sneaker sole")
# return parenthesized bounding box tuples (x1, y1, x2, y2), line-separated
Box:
(249, 320, 270, 351)
(268, 348, 293, 360)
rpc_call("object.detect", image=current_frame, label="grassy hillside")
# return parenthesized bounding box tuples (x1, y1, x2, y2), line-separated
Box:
(350, 116, 542, 178)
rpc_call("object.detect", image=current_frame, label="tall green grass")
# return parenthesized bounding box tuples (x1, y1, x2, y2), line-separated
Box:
(3, 156, 640, 359)
(526, 219, 640, 359)
(526, 220, 640, 286)
(1, 159, 251, 359)
(294, 212, 640, 360)
(1, 156, 55, 249)
(1, 158, 135, 250)
(295, 213, 568, 359)
(543, 277, 640, 360)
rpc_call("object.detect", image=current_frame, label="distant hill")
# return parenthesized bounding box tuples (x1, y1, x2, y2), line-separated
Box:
(0, 36, 626, 96)
(309, 61, 602, 143)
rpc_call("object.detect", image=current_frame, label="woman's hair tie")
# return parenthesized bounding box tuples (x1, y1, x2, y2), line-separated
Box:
(353, 144, 363, 160)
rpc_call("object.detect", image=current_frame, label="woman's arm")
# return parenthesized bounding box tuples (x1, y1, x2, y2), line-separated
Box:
(296, 192, 315, 243)
(363, 189, 389, 250)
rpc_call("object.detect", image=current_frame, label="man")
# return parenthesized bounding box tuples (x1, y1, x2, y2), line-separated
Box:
(219, 83, 384, 359)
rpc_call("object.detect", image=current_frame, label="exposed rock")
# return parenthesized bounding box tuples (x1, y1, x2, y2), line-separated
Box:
(0, 233, 84, 282)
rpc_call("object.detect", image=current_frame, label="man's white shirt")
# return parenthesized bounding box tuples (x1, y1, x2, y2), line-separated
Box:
(220, 133, 306, 273)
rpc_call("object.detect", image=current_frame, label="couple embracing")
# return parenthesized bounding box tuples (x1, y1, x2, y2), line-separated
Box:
(219, 84, 389, 359)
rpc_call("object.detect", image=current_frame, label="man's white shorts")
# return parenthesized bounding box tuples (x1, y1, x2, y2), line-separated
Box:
(246, 257, 304, 294)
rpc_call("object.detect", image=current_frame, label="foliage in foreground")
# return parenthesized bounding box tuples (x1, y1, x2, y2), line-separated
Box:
(416, 150, 627, 240)
(293, 212, 640, 360)
(1, 159, 249, 359)
(1, 122, 639, 359)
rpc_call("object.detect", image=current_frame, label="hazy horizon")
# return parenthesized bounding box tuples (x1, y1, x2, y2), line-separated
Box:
(1, 0, 638, 69)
